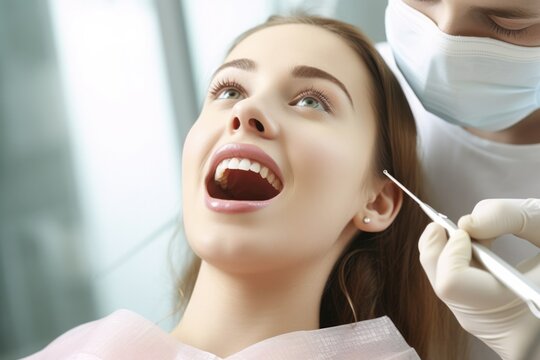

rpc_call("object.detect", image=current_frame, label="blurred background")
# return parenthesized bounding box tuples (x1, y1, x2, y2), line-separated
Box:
(0, 0, 387, 358)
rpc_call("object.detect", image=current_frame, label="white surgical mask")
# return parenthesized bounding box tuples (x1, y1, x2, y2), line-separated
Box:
(385, 0, 540, 131)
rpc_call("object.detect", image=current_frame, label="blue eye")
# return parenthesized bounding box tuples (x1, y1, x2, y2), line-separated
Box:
(217, 88, 243, 100)
(296, 96, 326, 111)
(209, 79, 246, 100)
(292, 88, 333, 113)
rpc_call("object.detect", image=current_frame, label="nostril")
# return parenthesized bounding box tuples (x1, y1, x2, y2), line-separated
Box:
(249, 118, 265, 132)
(232, 118, 240, 130)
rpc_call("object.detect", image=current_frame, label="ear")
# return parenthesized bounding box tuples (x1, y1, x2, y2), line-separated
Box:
(353, 180, 403, 232)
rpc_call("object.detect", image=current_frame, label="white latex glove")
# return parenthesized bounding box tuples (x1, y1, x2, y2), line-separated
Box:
(419, 199, 540, 360)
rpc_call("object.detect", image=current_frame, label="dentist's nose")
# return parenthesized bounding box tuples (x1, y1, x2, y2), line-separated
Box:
(229, 98, 279, 139)
(431, 3, 468, 36)
(436, 15, 463, 35)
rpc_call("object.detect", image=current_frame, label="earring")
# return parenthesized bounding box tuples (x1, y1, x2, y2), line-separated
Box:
(362, 216, 371, 224)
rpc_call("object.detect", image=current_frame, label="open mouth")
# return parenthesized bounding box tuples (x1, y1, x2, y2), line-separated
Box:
(207, 157, 283, 201)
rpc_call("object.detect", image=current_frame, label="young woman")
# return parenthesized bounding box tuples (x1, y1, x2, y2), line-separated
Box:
(24, 15, 462, 360)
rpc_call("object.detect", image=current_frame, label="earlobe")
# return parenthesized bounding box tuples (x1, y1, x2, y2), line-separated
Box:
(353, 180, 403, 232)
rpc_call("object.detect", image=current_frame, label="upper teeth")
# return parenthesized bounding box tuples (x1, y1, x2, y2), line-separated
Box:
(214, 157, 283, 191)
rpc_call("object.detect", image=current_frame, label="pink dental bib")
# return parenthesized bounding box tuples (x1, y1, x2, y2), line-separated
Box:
(23, 309, 419, 359)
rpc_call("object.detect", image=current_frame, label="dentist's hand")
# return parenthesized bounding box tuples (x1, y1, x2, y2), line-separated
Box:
(419, 199, 540, 360)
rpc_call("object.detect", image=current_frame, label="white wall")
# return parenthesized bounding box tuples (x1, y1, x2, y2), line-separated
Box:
(49, 0, 183, 327)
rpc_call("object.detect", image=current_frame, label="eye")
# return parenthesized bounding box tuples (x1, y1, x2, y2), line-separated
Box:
(487, 17, 531, 39)
(218, 88, 243, 100)
(296, 96, 326, 111)
(209, 79, 246, 101)
(291, 88, 333, 113)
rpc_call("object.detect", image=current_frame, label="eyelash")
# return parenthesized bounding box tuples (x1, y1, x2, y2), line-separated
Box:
(209, 78, 246, 97)
(209, 79, 334, 113)
(488, 20, 529, 38)
(293, 87, 333, 113)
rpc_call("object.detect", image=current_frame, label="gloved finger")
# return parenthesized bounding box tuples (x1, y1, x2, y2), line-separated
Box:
(436, 229, 472, 281)
(458, 199, 540, 246)
(434, 229, 514, 307)
(418, 222, 447, 288)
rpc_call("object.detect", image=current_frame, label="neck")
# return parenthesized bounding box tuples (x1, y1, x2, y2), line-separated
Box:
(464, 109, 540, 145)
(170, 259, 332, 357)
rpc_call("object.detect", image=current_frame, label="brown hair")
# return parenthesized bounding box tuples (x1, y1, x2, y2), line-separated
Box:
(174, 14, 466, 360)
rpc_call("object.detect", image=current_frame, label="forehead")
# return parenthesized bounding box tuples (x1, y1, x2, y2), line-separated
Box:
(226, 24, 371, 108)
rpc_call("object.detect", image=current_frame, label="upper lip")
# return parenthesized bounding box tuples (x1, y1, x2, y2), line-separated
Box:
(206, 143, 284, 186)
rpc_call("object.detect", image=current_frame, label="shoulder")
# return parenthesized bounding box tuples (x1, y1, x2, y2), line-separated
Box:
(21, 310, 183, 360)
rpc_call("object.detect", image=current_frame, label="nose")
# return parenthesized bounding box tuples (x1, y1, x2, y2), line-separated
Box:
(431, 3, 468, 36)
(229, 97, 279, 139)
(437, 14, 463, 35)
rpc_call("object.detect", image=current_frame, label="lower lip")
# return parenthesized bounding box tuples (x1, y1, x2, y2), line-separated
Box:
(204, 191, 273, 213)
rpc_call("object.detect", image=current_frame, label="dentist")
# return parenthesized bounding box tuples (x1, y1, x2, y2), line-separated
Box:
(379, 0, 540, 359)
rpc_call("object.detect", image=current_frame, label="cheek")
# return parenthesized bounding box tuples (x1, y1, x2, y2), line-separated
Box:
(181, 116, 221, 181)
(181, 123, 201, 174)
(181, 117, 224, 226)
(293, 129, 372, 203)
(181, 120, 220, 258)
(284, 126, 374, 245)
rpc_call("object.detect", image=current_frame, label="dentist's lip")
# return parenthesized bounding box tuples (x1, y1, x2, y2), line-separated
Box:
(204, 143, 284, 213)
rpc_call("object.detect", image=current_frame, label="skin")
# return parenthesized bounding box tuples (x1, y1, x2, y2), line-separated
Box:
(171, 24, 401, 357)
(403, 0, 540, 144)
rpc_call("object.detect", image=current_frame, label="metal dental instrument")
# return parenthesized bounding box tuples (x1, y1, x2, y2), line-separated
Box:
(383, 170, 540, 319)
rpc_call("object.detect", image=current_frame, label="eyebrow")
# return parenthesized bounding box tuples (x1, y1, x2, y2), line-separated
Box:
(212, 58, 354, 106)
(291, 65, 353, 106)
(211, 58, 256, 78)
(475, 6, 540, 19)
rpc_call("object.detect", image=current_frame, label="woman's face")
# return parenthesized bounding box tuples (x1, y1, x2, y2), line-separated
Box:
(403, 0, 540, 46)
(182, 24, 379, 274)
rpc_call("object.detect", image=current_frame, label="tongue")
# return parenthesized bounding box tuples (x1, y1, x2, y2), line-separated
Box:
(225, 170, 279, 201)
